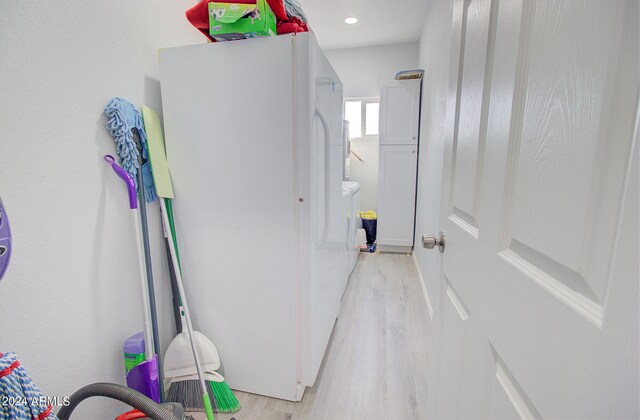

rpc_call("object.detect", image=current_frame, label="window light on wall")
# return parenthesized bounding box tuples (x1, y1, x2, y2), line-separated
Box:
(365, 103, 379, 135)
(345, 101, 362, 138)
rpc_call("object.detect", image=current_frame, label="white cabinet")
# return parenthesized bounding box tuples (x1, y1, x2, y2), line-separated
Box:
(377, 79, 421, 252)
(377, 145, 418, 248)
(379, 80, 421, 146)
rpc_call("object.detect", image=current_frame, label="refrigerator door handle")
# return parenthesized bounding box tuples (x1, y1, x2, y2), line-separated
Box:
(315, 108, 331, 249)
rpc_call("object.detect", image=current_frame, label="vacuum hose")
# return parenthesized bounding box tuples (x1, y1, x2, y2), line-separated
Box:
(57, 383, 179, 420)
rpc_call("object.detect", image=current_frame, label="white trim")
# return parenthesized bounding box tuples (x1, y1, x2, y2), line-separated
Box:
(412, 251, 434, 320)
(291, 35, 303, 385)
(296, 383, 306, 401)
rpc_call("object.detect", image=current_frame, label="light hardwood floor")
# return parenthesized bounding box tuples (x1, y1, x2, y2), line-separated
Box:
(191, 252, 432, 420)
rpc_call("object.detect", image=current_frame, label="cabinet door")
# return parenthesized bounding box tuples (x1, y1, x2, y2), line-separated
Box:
(379, 79, 421, 145)
(377, 145, 418, 246)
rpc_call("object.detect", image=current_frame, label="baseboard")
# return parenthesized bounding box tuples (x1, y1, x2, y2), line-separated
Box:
(412, 251, 434, 320)
(377, 244, 413, 253)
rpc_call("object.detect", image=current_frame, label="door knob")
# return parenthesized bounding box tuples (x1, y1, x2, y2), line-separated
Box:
(422, 232, 445, 252)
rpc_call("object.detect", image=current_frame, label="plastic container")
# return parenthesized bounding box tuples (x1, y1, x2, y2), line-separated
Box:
(362, 219, 377, 246)
(359, 210, 378, 246)
(123, 332, 146, 373)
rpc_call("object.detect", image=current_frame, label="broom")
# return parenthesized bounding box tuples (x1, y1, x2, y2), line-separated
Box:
(163, 201, 239, 414)
(141, 105, 240, 414)
(167, 371, 239, 413)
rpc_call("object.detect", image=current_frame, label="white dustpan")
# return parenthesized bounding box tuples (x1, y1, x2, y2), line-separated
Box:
(168, 371, 225, 384)
(164, 308, 221, 378)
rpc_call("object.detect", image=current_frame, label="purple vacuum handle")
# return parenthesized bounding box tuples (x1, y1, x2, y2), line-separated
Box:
(104, 155, 137, 210)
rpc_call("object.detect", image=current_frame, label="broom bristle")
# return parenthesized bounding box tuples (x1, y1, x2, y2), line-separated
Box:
(209, 379, 241, 413)
(167, 380, 203, 412)
(167, 379, 240, 414)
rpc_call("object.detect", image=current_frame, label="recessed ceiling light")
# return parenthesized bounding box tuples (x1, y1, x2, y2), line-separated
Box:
(344, 17, 358, 25)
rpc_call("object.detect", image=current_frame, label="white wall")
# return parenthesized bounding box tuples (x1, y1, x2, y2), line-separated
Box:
(325, 43, 418, 213)
(414, 1, 454, 316)
(0, 2, 203, 417)
(325, 43, 419, 98)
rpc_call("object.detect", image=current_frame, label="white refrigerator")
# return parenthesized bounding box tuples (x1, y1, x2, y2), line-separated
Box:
(159, 33, 347, 401)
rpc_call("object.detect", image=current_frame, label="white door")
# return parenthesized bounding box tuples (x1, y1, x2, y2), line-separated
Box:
(379, 79, 421, 146)
(427, 0, 639, 419)
(377, 145, 418, 248)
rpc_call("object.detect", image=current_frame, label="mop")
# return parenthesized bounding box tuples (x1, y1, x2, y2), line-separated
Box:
(103, 97, 164, 402)
(0, 352, 58, 420)
(103, 155, 161, 404)
(104, 98, 157, 203)
(141, 105, 239, 417)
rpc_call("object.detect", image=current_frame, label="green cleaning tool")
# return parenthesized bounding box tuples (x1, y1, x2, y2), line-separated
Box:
(141, 105, 240, 417)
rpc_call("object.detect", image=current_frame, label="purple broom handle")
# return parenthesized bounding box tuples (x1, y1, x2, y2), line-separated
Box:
(104, 155, 137, 210)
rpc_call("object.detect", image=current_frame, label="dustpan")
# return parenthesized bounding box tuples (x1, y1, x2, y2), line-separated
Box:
(164, 310, 221, 378)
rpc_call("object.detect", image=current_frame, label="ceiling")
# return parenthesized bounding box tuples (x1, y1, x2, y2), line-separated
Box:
(296, 0, 429, 50)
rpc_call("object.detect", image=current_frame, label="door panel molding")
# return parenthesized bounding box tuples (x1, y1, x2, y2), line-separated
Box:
(449, 0, 498, 230)
(498, 245, 603, 327)
(446, 279, 470, 321)
(487, 345, 541, 420)
(449, 208, 479, 238)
